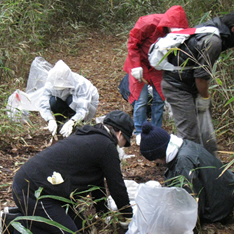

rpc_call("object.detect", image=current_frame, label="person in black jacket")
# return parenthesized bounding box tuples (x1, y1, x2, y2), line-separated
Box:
(150, 12, 234, 156)
(139, 121, 234, 223)
(12, 110, 134, 233)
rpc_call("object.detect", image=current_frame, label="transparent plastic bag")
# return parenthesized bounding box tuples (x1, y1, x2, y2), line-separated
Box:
(7, 57, 53, 122)
(197, 108, 217, 155)
(26, 56, 53, 94)
(127, 184, 198, 234)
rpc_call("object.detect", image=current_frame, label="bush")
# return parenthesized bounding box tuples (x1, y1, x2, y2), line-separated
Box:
(0, 0, 233, 146)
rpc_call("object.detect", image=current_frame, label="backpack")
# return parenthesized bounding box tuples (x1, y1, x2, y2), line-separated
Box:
(148, 26, 220, 71)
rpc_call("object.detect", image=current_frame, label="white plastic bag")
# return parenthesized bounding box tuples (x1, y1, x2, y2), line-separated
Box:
(127, 184, 198, 234)
(6, 89, 38, 122)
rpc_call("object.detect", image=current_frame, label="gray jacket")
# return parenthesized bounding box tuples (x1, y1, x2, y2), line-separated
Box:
(165, 139, 234, 222)
(163, 17, 231, 94)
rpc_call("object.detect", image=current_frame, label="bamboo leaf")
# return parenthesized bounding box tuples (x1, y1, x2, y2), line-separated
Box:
(11, 222, 32, 234)
(218, 158, 234, 178)
(12, 216, 75, 233)
(35, 187, 43, 199)
(38, 195, 74, 204)
(216, 78, 223, 86)
(224, 96, 234, 107)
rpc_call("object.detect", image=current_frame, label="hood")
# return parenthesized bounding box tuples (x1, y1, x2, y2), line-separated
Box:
(75, 124, 116, 144)
(47, 60, 75, 90)
(196, 17, 233, 51)
(157, 5, 189, 33)
(196, 17, 230, 37)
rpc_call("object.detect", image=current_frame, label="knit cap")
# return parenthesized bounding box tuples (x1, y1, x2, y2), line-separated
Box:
(140, 121, 170, 161)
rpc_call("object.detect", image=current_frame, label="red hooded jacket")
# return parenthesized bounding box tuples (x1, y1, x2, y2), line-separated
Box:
(123, 5, 189, 104)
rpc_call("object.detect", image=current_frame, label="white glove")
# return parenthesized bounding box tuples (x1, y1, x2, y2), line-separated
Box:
(196, 95, 210, 112)
(131, 67, 143, 82)
(59, 119, 75, 137)
(48, 119, 57, 136)
(104, 216, 112, 225)
(119, 217, 132, 229)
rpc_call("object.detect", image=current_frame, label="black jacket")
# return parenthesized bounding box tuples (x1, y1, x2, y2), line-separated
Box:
(165, 139, 234, 223)
(13, 124, 132, 217)
(163, 17, 231, 94)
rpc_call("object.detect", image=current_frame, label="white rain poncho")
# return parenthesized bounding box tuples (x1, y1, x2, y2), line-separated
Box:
(38, 60, 99, 122)
(7, 57, 99, 123)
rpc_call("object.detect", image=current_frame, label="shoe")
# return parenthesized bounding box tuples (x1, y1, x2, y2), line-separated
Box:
(136, 134, 141, 146)
(1, 207, 22, 234)
(4, 207, 20, 214)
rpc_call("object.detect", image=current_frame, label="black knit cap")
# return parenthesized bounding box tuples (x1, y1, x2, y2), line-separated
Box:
(140, 121, 170, 161)
(104, 110, 134, 147)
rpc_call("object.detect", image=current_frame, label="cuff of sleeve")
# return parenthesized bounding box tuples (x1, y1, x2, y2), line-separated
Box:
(71, 113, 85, 122)
(47, 118, 55, 122)
(202, 96, 210, 100)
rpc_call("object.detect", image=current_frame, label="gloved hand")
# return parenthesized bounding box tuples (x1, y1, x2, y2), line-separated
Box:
(60, 119, 75, 137)
(196, 95, 211, 112)
(131, 67, 143, 82)
(48, 119, 57, 136)
(104, 215, 112, 225)
(119, 217, 132, 229)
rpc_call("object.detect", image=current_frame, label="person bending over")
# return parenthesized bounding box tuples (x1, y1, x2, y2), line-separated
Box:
(139, 121, 234, 223)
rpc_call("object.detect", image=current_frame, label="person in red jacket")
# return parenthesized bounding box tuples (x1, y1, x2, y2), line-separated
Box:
(123, 5, 189, 145)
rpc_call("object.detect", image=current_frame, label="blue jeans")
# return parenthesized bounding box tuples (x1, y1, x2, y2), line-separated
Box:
(133, 83, 164, 135)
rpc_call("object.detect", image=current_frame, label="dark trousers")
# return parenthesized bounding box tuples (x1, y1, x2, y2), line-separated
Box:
(12, 181, 83, 234)
(49, 96, 75, 122)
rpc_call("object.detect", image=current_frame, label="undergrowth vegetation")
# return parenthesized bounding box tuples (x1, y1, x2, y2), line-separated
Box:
(5, 186, 124, 233)
(0, 0, 233, 146)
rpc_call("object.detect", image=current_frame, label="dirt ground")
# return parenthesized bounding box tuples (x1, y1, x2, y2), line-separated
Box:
(1, 31, 234, 233)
